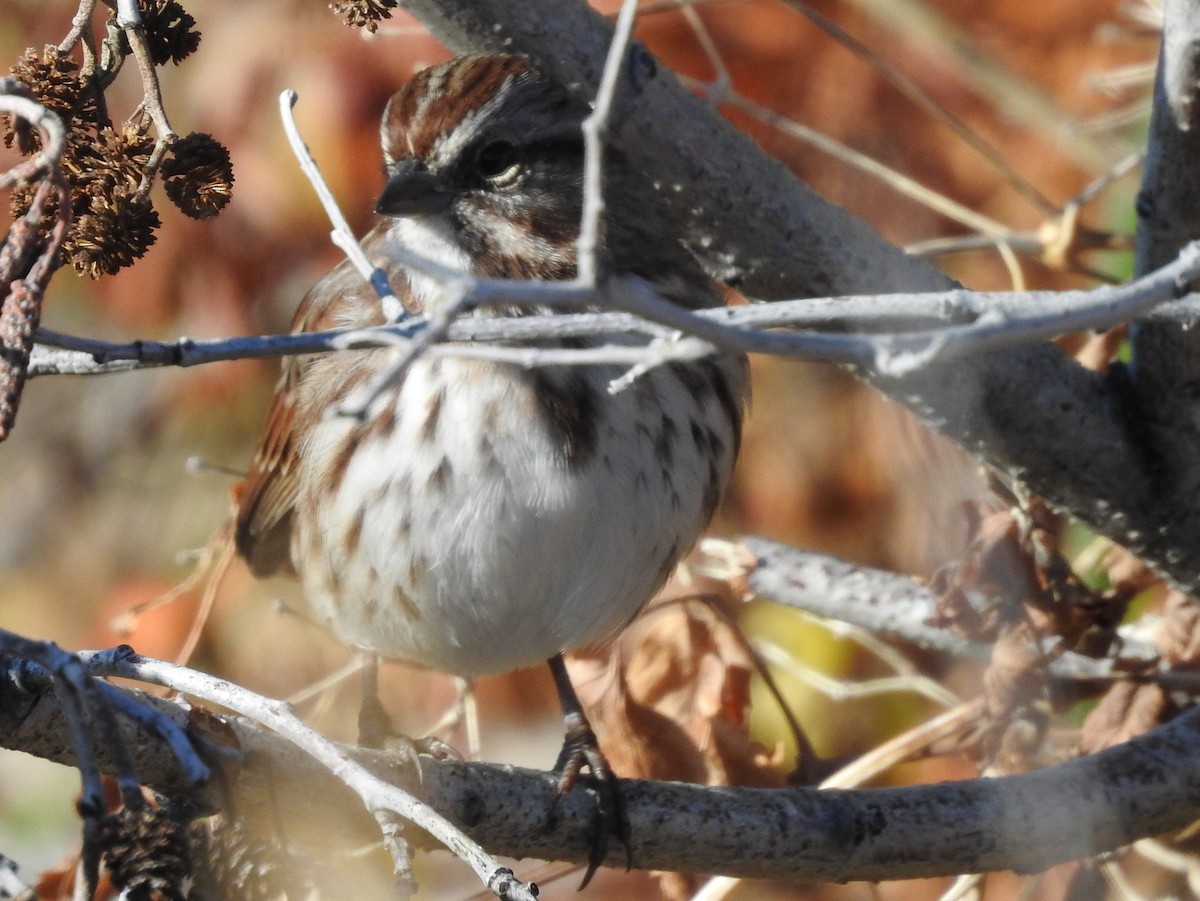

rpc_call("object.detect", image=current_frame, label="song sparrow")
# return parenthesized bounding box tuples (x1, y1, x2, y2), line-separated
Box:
(234, 53, 745, 868)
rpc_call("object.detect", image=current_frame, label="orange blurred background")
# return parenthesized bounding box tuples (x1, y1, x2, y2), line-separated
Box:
(0, 0, 1152, 897)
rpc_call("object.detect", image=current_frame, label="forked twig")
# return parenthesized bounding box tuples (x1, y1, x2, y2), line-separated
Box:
(278, 90, 405, 322)
(87, 649, 539, 901)
(0, 635, 212, 899)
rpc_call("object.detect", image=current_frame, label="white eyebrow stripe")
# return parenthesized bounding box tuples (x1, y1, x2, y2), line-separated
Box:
(406, 68, 452, 158)
(430, 74, 518, 169)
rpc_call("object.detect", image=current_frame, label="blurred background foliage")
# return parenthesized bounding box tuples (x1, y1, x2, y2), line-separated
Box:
(0, 0, 1155, 897)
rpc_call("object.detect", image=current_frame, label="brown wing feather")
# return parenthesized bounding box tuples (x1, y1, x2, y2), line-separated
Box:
(234, 230, 406, 576)
(234, 359, 301, 576)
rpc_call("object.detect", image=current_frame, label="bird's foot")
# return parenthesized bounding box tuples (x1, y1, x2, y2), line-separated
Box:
(553, 713, 630, 889)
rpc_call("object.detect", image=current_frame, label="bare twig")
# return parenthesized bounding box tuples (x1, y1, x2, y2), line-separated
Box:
(0, 90, 67, 189)
(678, 73, 1013, 247)
(279, 90, 405, 322)
(333, 282, 475, 418)
(0, 90, 71, 441)
(742, 537, 1194, 688)
(87, 649, 538, 901)
(818, 700, 985, 790)
(58, 0, 99, 54)
(676, 3, 732, 105)
(576, 0, 639, 285)
(112, 0, 174, 141)
(777, 0, 1058, 215)
(28, 237, 1200, 379)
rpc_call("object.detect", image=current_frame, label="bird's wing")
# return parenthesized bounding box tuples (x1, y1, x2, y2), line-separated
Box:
(234, 239, 405, 576)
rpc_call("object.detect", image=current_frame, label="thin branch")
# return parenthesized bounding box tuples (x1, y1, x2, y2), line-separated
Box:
(679, 72, 1014, 246)
(818, 700, 985, 790)
(29, 239, 1200, 379)
(575, 0, 639, 285)
(279, 90, 405, 322)
(333, 282, 475, 418)
(844, 0, 1127, 170)
(0, 90, 67, 189)
(676, 3, 732, 105)
(742, 537, 1200, 689)
(1, 91, 71, 442)
(112, 0, 174, 141)
(85, 649, 538, 901)
(776, 0, 1058, 215)
(58, 0, 98, 54)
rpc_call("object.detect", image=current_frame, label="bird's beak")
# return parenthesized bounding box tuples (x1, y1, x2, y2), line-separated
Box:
(375, 159, 453, 217)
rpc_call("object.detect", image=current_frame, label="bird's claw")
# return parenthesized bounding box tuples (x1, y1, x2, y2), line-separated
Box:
(553, 715, 630, 889)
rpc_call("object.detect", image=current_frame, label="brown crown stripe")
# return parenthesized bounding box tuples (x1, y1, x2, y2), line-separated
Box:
(386, 56, 530, 163)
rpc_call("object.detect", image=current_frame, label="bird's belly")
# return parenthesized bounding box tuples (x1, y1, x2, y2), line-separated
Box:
(292, 356, 738, 676)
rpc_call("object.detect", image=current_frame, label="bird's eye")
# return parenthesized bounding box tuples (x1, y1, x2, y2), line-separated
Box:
(476, 141, 519, 179)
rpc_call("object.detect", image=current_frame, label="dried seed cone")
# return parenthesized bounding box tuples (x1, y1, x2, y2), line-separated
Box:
(189, 817, 315, 901)
(4, 45, 95, 153)
(116, 0, 202, 66)
(161, 132, 234, 219)
(69, 191, 160, 278)
(330, 0, 398, 32)
(101, 806, 190, 901)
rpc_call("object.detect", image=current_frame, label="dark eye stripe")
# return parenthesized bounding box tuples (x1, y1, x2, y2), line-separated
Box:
(528, 136, 584, 156)
(477, 141, 518, 178)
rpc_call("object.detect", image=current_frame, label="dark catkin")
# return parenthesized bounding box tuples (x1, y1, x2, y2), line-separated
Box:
(161, 132, 234, 219)
(69, 191, 161, 278)
(3, 45, 97, 153)
(330, 0, 399, 33)
(189, 817, 317, 901)
(116, 0, 202, 66)
(101, 806, 190, 901)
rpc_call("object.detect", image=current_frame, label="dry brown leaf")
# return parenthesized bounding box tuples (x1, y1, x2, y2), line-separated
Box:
(983, 625, 1045, 719)
(1102, 541, 1160, 597)
(1080, 681, 1173, 754)
(1156, 591, 1200, 669)
(568, 547, 788, 901)
(569, 547, 786, 789)
(977, 623, 1053, 772)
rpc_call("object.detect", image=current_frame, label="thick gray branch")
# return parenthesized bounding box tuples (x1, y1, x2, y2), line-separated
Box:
(1159, 0, 1200, 132)
(744, 537, 1200, 689)
(396, 0, 1200, 592)
(5, 654, 1200, 882)
(1130, 2, 1200, 591)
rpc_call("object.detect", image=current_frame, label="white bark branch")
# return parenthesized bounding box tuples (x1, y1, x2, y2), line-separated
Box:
(745, 537, 1200, 690)
(28, 241, 1200, 380)
(279, 90, 405, 323)
(86, 650, 537, 901)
